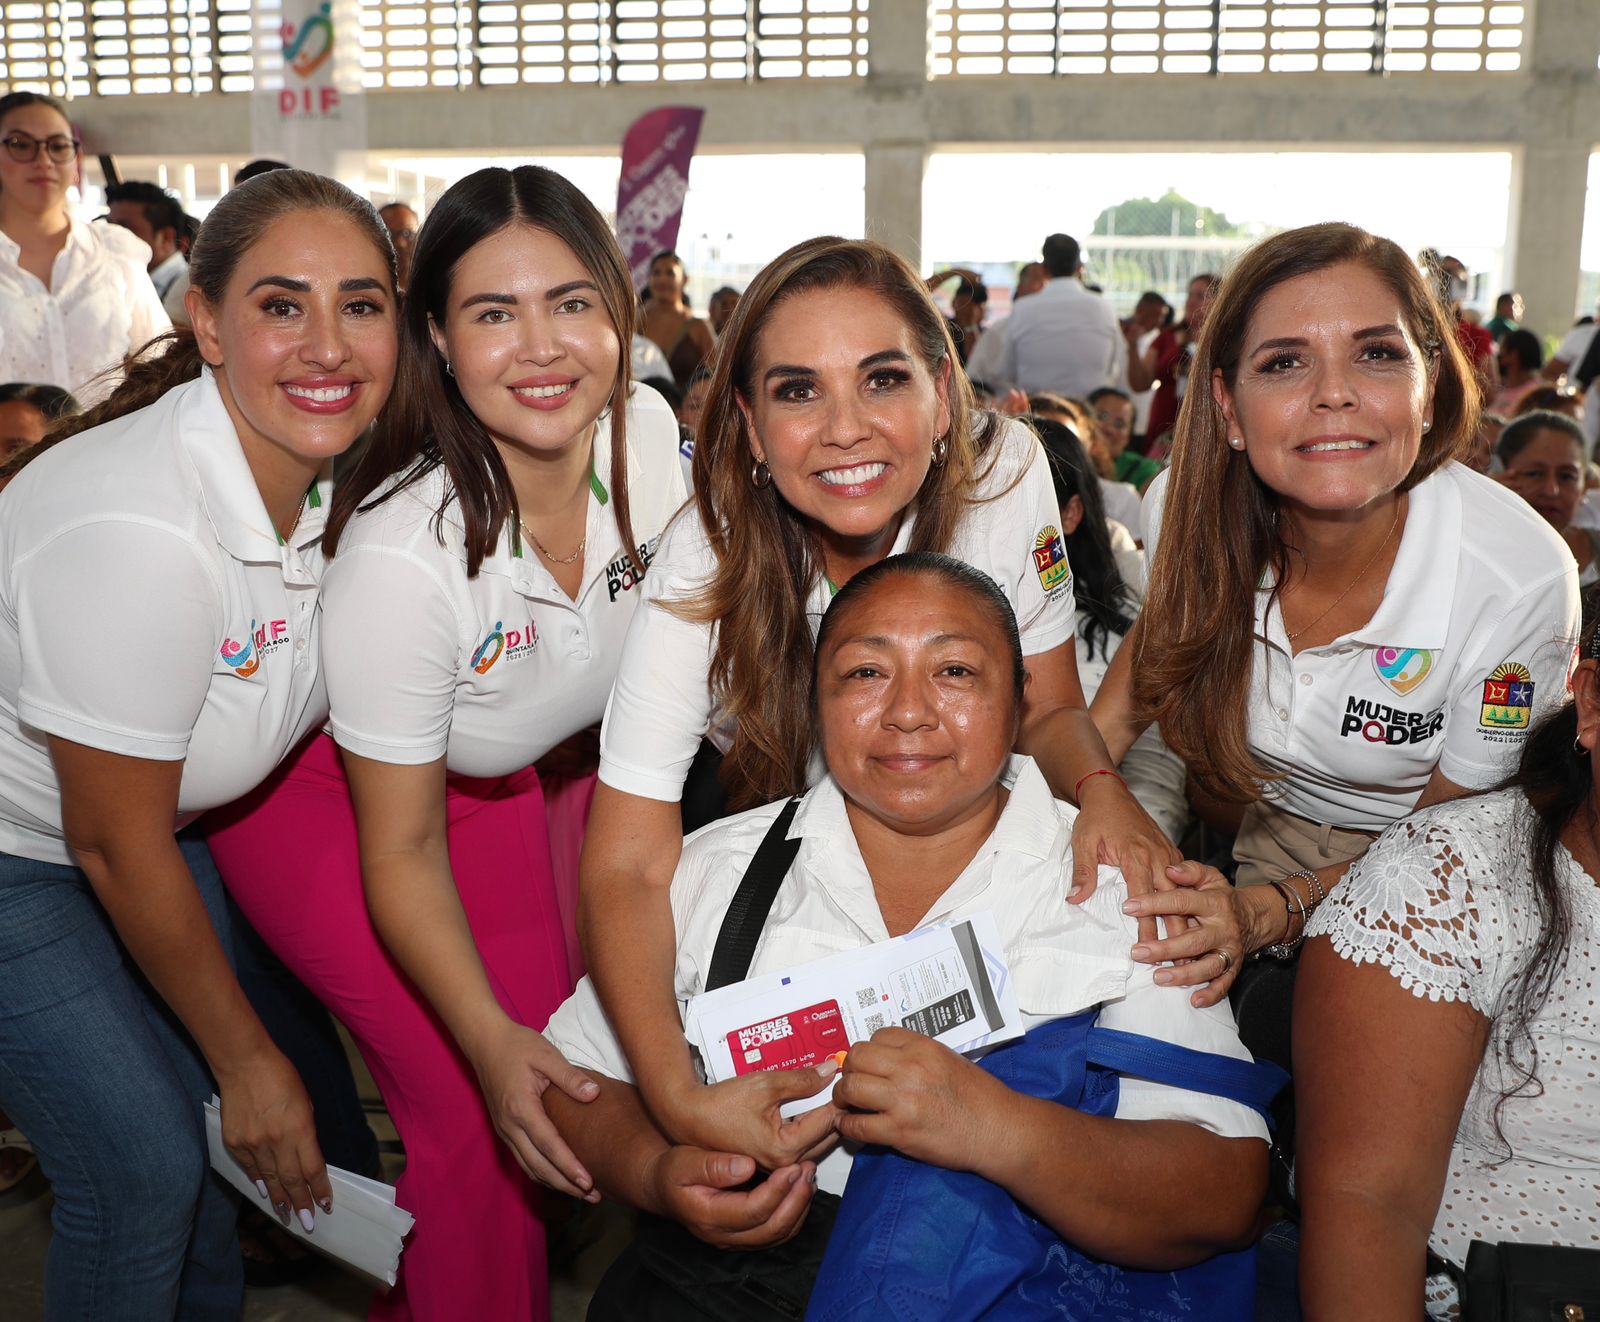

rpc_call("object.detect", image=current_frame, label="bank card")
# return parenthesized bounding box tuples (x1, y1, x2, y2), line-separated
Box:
(684, 911, 1021, 1118)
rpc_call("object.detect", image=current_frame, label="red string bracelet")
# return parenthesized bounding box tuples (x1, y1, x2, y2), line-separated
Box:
(1073, 768, 1127, 803)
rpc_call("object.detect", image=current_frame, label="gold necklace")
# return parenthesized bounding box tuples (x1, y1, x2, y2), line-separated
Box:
(1283, 501, 1402, 643)
(519, 517, 585, 565)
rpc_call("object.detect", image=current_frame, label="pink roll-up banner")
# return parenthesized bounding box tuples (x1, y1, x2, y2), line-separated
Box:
(616, 107, 706, 292)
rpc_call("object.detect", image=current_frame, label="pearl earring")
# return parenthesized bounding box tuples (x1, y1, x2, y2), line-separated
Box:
(1228, 436, 1246, 451)
(1421, 420, 1431, 433)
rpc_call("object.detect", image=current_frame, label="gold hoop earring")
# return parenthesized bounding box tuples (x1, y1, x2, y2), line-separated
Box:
(751, 459, 772, 489)
(932, 434, 949, 467)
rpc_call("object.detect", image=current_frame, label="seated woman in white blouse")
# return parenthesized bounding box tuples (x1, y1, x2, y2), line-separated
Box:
(1296, 595, 1600, 1318)
(547, 554, 1270, 1318)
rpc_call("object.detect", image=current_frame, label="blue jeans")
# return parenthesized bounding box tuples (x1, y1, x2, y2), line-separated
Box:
(0, 837, 244, 1321)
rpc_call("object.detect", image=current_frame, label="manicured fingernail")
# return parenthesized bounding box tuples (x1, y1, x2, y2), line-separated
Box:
(816, 1057, 840, 1079)
(1153, 970, 1175, 985)
(318, 1197, 332, 1215)
(1131, 944, 1150, 959)
(255, 1180, 269, 1199)
(579, 1080, 599, 1098)
(298, 1208, 315, 1233)
(1068, 885, 1084, 900)
(275, 1202, 290, 1223)
(1122, 900, 1140, 914)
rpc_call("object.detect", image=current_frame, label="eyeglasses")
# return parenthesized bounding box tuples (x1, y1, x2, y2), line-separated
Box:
(2, 131, 81, 165)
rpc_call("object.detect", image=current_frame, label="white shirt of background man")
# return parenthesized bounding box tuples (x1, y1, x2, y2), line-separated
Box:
(999, 276, 1126, 401)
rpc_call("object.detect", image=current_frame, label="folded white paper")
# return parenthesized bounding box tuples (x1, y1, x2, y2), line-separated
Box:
(684, 912, 1022, 1117)
(204, 1099, 414, 1286)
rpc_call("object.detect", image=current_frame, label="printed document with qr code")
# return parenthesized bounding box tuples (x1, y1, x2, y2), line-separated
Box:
(682, 912, 1023, 1118)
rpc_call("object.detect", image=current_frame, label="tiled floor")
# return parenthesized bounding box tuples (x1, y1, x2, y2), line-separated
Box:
(0, 1037, 611, 1321)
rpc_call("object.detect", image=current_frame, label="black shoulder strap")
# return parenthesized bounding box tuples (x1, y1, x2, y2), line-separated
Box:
(1575, 323, 1600, 392)
(705, 797, 804, 991)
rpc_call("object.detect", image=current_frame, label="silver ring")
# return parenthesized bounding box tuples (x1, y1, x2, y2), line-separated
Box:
(1215, 948, 1233, 973)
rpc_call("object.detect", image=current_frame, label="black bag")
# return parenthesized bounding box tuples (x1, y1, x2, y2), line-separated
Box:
(1462, 1241, 1600, 1322)
(588, 800, 816, 1321)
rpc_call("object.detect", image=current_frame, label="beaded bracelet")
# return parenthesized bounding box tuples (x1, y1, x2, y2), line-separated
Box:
(1072, 768, 1127, 803)
(1286, 867, 1327, 911)
(1261, 879, 1309, 961)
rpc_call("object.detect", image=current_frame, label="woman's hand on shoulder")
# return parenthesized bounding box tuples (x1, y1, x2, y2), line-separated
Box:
(470, 1017, 603, 1200)
(1068, 777, 1181, 943)
(832, 1029, 1011, 1174)
(658, 1067, 842, 1173)
(647, 1146, 817, 1250)
(1120, 860, 1282, 1008)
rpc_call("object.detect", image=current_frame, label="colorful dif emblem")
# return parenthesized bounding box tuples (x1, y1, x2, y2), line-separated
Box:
(1032, 526, 1070, 593)
(220, 622, 260, 678)
(471, 622, 506, 675)
(1373, 646, 1434, 696)
(1480, 662, 1534, 729)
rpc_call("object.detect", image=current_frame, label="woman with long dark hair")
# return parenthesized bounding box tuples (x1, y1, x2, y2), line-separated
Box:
(1036, 418, 1188, 842)
(640, 249, 714, 388)
(1092, 222, 1577, 1006)
(205, 164, 686, 1322)
(0, 169, 397, 1320)
(1296, 589, 1600, 1317)
(582, 236, 1177, 1170)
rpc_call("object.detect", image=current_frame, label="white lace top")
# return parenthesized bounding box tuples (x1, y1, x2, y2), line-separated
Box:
(1308, 789, 1600, 1315)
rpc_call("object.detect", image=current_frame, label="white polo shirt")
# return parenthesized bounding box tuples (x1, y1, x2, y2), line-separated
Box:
(321, 385, 686, 779)
(547, 756, 1269, 1196)
(598, 416, 1078, 802)
(0, 369, 331, 865)
(1143, 462, 1579, 833)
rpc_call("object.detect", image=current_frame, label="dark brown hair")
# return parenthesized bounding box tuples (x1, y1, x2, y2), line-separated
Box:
(325, 165, 640, 578)
(680, 235, 1003, 808)
(1132, 221, 1476, 800)
(24, 170, 393, 462)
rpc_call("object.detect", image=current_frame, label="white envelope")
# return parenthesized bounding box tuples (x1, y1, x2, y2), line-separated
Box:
(204, 1099, 414, 1286)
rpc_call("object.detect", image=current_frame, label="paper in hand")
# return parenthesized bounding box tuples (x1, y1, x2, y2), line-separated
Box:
(204, 1099, 414, 1287)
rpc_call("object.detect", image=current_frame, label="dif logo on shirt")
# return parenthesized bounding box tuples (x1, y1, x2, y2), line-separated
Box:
(471, 618, 538, 674)
(219, 619, 290, 678)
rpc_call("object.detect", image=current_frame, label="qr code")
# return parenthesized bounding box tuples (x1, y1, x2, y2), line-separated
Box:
(864, 1013, 886, 1034)
(855, 987, 879, 1010)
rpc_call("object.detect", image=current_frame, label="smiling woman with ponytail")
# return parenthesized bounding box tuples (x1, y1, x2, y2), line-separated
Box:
(0, 168, 398, 1321)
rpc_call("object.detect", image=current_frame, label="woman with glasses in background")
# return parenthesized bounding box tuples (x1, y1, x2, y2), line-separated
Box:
(0, 92, 170, 404)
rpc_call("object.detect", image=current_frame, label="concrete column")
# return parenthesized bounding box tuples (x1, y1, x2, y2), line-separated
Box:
(1504, 0, 1600, 334)
(862, 1, 935, 268)
(1506, 144, 1594, 335)
(864, 141, 929, 269)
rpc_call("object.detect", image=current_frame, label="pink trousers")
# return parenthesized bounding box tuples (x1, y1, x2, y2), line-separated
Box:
(207, 733, 575, 1322)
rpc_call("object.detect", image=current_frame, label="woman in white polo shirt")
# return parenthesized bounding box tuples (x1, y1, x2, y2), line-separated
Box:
(582, 237, 1177, 1172)
(1091, 222, 1579, 1003)
(0, 170, 398, 1321)
(205, 165, 685, 1322)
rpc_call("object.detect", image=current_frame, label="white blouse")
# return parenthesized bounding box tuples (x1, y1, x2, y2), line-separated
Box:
(0, 217, 171, 404)
(1308, 789, 1600, 1315)
(547, 756, 1268, 1197)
